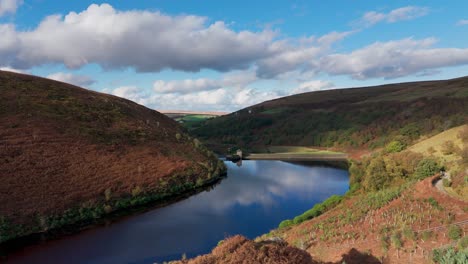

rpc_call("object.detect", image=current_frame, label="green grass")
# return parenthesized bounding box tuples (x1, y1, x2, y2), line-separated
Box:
(265, 146, 342, 155)
(261, 108, 288, 115)
(409, 124, 466, 160)
(179, 114, 214, 122)
(176, 114, 216, 129)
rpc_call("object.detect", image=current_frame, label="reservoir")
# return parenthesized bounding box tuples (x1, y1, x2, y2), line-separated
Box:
(6, 160, 349, 264)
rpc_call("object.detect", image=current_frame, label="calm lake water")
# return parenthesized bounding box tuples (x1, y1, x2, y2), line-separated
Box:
(6, 160, 349, 264)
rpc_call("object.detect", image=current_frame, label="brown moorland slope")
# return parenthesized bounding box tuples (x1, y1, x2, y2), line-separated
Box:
(172, 235, 382, 264)
(266, 175, 468, 263)
(0, 70, 225, 242)
(194, 76, 468, 152)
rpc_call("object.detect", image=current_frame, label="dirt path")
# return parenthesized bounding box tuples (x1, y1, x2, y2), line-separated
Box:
(434, 173, 449, 195)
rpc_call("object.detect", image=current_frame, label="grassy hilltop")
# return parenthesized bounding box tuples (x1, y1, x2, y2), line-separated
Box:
(0, 70, 225, 243)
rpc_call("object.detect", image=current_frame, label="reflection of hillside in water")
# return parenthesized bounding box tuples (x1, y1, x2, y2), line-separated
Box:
(9, 160, 348, 264)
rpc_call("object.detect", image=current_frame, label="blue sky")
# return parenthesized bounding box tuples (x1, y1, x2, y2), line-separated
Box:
(1, 1, 468, 111)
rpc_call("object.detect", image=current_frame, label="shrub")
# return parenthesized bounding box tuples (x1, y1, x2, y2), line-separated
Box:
(414, 158, 439, 180)
(432, 246, 468, 264)
(427, 197, 442, 210)
(363, 157, 390, 191)
(448, 225, 462, 240)
(292, 195, 343, 224)
(380, 235, 389, 253)
(391, 233, 402, 249)
(104, 205, 113, 213)
(443, 178, 452, 187)
(279, 219, 293, 229)
(441, 140, 458, 155)
(402, 227, 415, 241)
(196, 177, 204, 187)
(279, 195, 343, 228)
(385, 140, 406, 153)
(458, 236, 468, 249)
(349, 160, 365, 185)
(104, 188, 112, 201)
(131, 186, 142, 197)
(400, 124, 420, 140)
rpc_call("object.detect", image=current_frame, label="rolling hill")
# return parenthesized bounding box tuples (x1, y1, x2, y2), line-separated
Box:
(0, 70, 225, 242)
(182, 76, 468, 263)
(193, 76, 468, 153)
(177, 116, 468, 264)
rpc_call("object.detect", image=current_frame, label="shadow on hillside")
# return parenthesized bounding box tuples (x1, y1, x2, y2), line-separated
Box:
(330, 248, 382, 264)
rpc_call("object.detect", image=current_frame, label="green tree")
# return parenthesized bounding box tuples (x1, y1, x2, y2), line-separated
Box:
(414, 158, 439, 180)
(447, 225, 462, 240)
(385, 140, 406, 153)
(363, 156, 390, 191)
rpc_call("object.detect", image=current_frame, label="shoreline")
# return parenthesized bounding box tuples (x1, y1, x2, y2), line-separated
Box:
(0, 171, 227, 259)
(244, 153, 348, 161)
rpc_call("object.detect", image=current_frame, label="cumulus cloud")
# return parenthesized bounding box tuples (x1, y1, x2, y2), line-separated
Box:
(1, 3, 275, 72)
(153, 78, 221, 94)
(46, 72, 95, 87)
(153, 70, 257, 94)
(320, 38, 468, 80)
(0, 3, 353, 79)
(107, 84, 282, 111)
(0, 0, 23, 16)
(256, 31, 353, 78)
(360, 6, 429, 27)
(457, 19, 468, 26)
(292, 80, 335, 94)
(106, 86, 149, 105)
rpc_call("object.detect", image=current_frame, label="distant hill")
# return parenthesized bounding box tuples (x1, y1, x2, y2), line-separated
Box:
(0, 71, 225, 242)
(193, 77, 468, 152)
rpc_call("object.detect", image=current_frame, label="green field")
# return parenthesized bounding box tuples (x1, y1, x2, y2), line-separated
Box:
(175, 114, 217, 129)
(244, 146, 346, 161)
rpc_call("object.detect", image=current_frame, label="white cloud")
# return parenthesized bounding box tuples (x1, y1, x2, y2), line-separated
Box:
(0, 66, 25, 73)
(321, 38, 468, 80)
(387, 6, 429, 22)
(256, 31, 353, 78)
(360, 6, 429, 26)
(457, 19, 468, 26)
(107, 83, 283, 111)
(153, 70, 257, 94)
(0, 3, 353, 79)
(46, 72, 95, 87)
(292, 80, 335, 94)
(361, 11, 386, 25)
(0, 24, 19, 58)
(106, 86, 149, 105)
(0, 0, 23, 16)
(1, 3, 276, 72)
(153, 78, 221, 94)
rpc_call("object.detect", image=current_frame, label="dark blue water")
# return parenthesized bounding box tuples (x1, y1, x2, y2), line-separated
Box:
(8, 160, 349, 264)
